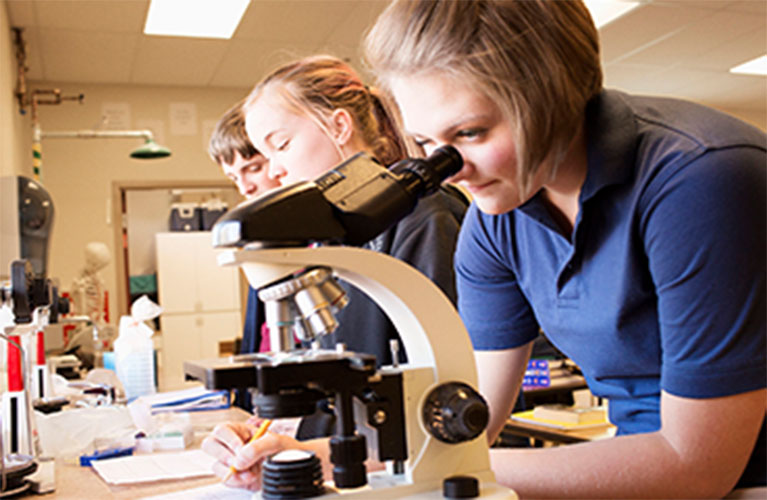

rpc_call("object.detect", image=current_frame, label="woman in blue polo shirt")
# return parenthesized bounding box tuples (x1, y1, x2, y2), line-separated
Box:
(365, 0, 766, 498)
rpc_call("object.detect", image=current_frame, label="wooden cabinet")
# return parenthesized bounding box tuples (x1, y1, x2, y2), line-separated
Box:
(155, 232, 242, 390)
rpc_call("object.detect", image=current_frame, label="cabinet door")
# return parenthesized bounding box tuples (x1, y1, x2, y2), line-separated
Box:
(199, 311, 242, 360)
(196, 245, 240, 312)
(156, 232, 240, 314)
(159, 314, 201, 391)
(156, 233, 199, 313)
(159, 311, 242, 391)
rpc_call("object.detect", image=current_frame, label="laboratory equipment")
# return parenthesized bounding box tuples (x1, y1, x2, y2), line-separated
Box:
(0, 176, 54, 283)
(185, 147, 516, 498)
(0, 260, 68, 495)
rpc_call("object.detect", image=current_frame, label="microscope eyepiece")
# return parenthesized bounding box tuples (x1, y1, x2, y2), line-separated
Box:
(211, 146, 463, 248)
(389, 145, 463, 197)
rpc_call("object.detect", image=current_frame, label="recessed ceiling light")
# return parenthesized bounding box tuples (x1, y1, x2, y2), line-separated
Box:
(584, 0, 641, 28)
(730, 55, 767, 76)
(144, 0, 249, 39)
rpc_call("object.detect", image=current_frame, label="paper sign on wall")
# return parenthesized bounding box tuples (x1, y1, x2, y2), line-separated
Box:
(169, 102, 198, 136)
(101, 102, 132, 130)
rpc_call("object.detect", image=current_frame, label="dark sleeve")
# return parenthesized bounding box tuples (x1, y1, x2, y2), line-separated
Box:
(384, 190, 466, 305)
(240, 286, 262, 354)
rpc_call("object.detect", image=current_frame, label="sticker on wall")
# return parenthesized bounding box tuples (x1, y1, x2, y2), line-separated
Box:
(135, 119, 167, 149)
(101, 102, 132, 130)
(169, 102, 198, 136)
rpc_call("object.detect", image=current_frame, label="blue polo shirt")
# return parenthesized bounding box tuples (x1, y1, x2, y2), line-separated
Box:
(456, 90, 765, 484)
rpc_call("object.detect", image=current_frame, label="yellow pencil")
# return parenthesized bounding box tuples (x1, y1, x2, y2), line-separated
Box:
(222, 418, 272, 482)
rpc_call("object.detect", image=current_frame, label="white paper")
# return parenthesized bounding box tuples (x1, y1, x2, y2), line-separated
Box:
(169, 102, 198, 136)
(141, 482, 253, 499)
(101, 102, 132, 129)
(91, 449, 216, 484)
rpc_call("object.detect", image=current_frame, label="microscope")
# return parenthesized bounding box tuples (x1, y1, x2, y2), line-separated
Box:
(184, 147, 516, 499)
(0, 260, 69, 496)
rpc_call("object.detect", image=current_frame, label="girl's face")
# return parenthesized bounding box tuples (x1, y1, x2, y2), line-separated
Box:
(244, 89, 345, 186)
(389, 72, 536, 215)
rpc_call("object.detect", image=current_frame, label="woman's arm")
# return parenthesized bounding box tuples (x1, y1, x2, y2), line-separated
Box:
(475, 344, 534, 442)
(490, 388, 766, 499)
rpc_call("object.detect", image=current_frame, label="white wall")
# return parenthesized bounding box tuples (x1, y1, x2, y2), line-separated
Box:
(0, 3, 28, 180)
(16, 81, 249, 320)
(0, 2, 33, 279)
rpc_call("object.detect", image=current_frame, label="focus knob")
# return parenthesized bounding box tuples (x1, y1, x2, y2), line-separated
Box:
(422, 382, 488, 444)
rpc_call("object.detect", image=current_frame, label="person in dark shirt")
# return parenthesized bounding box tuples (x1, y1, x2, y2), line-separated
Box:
(202, 55, 467, 491)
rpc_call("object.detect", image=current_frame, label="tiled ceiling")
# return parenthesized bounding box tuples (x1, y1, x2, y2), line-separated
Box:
(5, 0, 766, 117)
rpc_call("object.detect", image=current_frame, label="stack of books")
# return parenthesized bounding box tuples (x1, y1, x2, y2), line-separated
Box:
(511, 404, 609, 430)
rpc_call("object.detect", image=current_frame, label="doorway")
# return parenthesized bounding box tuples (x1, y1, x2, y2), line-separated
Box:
(110, 180, 242, 319)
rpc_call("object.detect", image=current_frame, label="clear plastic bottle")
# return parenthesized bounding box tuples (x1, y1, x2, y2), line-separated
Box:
(114, 316, 156, 401)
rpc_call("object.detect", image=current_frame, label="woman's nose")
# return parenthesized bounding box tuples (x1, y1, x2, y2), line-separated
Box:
(267, 161, 286, 181)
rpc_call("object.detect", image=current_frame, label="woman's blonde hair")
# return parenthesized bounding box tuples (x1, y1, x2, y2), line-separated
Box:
(243, 55, 412, 166)
(364, 0, 602, 199)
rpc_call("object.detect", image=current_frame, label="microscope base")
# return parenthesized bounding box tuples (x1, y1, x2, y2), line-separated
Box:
(254, 474, 517, 499)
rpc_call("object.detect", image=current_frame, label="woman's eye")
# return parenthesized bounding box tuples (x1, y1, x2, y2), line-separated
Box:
(413, 137, 430, 148)
(456, 128, 484, 141)
(276, 139, 290, 151)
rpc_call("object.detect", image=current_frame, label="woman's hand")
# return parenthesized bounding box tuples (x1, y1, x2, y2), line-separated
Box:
(201, 420, 304, 491)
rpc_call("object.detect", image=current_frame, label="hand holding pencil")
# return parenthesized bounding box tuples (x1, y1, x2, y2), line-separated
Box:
(222, 419, 272, 482)
(201, 416, 322, 491)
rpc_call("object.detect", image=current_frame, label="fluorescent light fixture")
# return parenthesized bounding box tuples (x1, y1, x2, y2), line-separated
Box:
(730, 55, 767, 76)
(584, 0, 641, 28)
(144, 0, 249, 39)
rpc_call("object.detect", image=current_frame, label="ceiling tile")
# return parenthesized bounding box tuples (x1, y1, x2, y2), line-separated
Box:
(208, 39, 317, 89)
(234, 0, 354, 44)
(323, 0, 389, 48)
(603, 62, 673, 94)
(599, 4, 713, 64)
(32, 0, 148, 33)
(4, 0, 763, 121)
(680, 70, 766, 111)
(729, 0, 767, 14)
(131, 37, 228, 86)
(619, 9, 765, 67)
(649, 0, 734, 11)
(38, 29, 138, 83)
(692, 26, 767, 72)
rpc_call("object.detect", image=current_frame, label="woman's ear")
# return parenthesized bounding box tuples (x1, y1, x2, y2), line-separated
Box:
(329, 108, 355, 146)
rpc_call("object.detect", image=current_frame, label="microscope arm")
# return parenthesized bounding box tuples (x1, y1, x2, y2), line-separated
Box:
(217, 245, 494, 484)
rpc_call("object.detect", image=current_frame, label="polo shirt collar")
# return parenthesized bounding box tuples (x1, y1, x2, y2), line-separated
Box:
(580, 89, 638, 202)
(517, 89, 637, 223)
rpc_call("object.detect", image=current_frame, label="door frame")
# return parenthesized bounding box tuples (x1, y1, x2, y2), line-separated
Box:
(110, 179, 235, 319)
